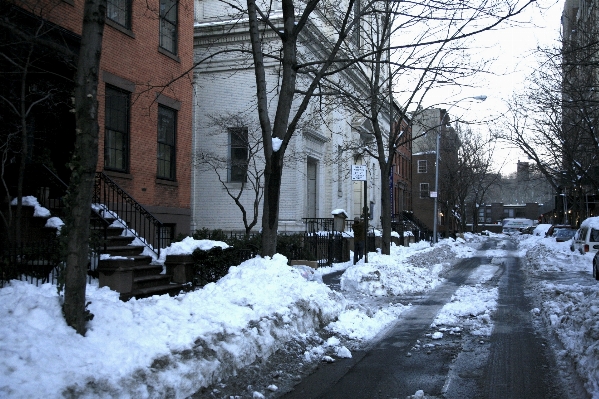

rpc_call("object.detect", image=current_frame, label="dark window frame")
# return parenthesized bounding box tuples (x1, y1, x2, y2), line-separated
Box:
(229, 127, 248, 183)
(104, 85, 130, 173)
(157, 105, 177, 180)
(158, 223, 176, 248)
(159, 0, 178, 54)
(107, 0, 131, 29)
(419, 182, 429, 198)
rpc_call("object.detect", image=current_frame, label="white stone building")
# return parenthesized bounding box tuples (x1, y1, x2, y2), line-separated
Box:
(191, 0, 388, 233)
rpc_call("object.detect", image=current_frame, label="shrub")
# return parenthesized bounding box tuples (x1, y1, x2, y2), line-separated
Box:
(188, 229, 319, 287)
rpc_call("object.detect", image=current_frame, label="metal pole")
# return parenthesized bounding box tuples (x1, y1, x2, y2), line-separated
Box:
(431, 95, 486, 244)
(363, 179, 368, 263)
(433, 115, 440, 244)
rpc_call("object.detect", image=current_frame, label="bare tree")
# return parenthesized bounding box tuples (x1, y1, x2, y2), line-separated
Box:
(62, 0, 107, 335)
(243, 0, 366, 256)
(193, 114, 265, 236)
(448, 123, 500, 233)
(497, 12, 599, 225)
(319, 0, 535, 253)
(0, 1, 75, 245)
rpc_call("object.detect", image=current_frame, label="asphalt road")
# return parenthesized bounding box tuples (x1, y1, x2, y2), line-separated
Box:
(281, 238, 581, 399)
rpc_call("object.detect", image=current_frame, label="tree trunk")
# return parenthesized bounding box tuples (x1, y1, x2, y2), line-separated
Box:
(15, 47, 34, 247)
(380, 169, 392, 255)
(62, 0, 106, 336)
(261, 152, 283, 256)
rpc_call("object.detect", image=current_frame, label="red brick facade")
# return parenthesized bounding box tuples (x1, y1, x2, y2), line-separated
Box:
(20, 0, 193, 237)
(392, 117, 412, 217)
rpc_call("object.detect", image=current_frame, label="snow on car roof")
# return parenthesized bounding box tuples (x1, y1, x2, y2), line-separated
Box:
(580, 216, 599, 229)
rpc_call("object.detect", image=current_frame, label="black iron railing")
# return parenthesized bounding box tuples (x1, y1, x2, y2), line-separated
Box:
(302, 217, 353, 233)
(94, 172, 163, 257)
(395, 211, 432, 242)
(303, 232, 350, 267)
(0, 236, 98, 288)
(31, 164, 69, 216)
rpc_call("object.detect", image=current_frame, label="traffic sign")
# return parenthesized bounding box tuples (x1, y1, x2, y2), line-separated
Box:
(352, 165, 367, 181)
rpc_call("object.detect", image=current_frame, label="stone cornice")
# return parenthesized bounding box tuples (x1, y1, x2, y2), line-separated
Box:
(303, 129, 329, 143)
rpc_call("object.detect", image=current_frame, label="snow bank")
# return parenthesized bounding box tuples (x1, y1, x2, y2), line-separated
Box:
(0, 255, 345, 398)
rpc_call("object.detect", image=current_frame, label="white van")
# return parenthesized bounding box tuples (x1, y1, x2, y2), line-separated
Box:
(571, 217, 599, 254)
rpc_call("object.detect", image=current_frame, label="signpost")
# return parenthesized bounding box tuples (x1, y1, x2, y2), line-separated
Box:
(351, 165, 368, 263)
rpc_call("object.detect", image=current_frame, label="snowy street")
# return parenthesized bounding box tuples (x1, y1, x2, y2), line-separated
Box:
(1, 232, 598, 398)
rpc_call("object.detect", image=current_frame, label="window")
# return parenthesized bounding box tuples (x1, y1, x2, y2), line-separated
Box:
(229, 127, 248, 182)
(353, 0, 361, 48)
(104, 85, 130, 172)
(158, 224, 176, 248)
(159, 0, 178, 54)
(107, 0, 131, 29)
(419, 183, 429, 198)
(418, 160, 427, 173)
(157, 105, 176, 180)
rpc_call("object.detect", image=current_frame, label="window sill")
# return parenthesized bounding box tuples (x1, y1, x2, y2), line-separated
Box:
(158, 47, 180, 63)
(224, 182, 247, 188)
(156, 178, 178, 187)
(104, 169, 132, 180)
(106, 19, 135, 39)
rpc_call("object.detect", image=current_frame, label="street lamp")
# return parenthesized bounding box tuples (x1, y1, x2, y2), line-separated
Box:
(432, 95, 487, 243)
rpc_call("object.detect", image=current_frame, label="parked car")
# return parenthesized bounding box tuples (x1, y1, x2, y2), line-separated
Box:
(502, 227, 521, 236)
(533, 223, 552, 236)
(570, 229, 581, 252)
(555, 228, 577, 242)
(546, 224, 572, 238)
(521, 226, 535, 235)
(592, 251, 599, 280)
(571, 217, 599, 255)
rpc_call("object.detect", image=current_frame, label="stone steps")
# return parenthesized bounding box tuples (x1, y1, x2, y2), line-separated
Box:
(96, 217, 186, 301)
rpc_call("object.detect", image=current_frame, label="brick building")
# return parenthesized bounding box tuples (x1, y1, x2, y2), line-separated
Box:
(1, 0, 194, 242)
(410, 108, 460, 237)
(392, 115, 412, 222)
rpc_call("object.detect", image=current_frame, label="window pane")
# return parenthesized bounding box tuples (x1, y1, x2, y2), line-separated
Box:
(229, 127, 248, 182)
(107, 0, 130, 28)
(161, 0, 177, 21)
(159, 0, 178, 54)
(419, 183, 429, 198)
(105, 86, 129, 172)
(157, 106, 176, 180)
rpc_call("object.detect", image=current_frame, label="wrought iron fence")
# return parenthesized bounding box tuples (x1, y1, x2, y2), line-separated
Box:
(0, 236, 99, 288)
(94, 172, 163, 258)
(302, 218, 353, 233)
(35, 164, 69, 217)
(303, 232, 349, 267)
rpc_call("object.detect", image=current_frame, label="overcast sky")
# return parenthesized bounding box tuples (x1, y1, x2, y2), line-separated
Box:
(425, 0, 565, 175)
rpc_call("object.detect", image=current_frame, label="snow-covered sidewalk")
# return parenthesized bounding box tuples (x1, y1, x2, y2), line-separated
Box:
(518, 233, 599, 398)
(1, 232, 598, 398)
(0, 235, 482, 398)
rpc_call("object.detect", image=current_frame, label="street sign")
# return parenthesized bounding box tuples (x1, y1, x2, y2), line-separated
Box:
(352, 165, 367, 181)
(430, 191, 437, 198)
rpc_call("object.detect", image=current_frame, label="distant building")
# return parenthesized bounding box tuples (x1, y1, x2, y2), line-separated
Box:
(410, 108, 459, 236)
(392, 115, 412, 219)
(560, 0, 599, 226)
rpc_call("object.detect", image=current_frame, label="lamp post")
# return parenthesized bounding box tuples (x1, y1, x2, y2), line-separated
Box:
(432, 95, 487, 243)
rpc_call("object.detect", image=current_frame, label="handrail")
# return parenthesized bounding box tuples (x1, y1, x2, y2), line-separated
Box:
(93, 172, 163, 258)
(302, 217, 353, 233)
(36, 164, 69, 215)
